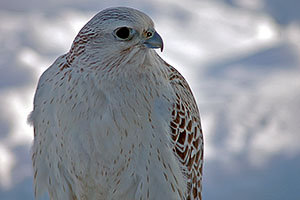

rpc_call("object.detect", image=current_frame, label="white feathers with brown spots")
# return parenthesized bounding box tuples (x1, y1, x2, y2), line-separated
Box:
(30, 7, 203, 200)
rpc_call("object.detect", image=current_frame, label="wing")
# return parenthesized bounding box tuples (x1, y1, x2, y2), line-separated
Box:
(30, 55, 82, 200)
(165, 62, 204, 200)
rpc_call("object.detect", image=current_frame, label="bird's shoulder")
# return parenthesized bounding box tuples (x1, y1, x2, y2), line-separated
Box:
(33, 54, 71, 104)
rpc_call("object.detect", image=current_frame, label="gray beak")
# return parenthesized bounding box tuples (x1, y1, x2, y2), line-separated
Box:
(143, 31, 164, 52)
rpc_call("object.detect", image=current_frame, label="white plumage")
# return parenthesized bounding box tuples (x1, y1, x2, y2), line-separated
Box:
(30, 7, 203, 200)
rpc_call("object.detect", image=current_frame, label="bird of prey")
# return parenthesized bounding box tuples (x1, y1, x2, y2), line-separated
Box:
(30, 7, 203, 200)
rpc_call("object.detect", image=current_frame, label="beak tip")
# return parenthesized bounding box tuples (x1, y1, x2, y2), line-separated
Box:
(160, 43, 164, 52)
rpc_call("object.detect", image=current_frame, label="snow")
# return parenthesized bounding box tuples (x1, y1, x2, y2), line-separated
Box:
(0, 0, 299, 199)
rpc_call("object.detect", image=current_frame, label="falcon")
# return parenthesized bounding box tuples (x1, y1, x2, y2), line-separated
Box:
(30, 7, 203, 200)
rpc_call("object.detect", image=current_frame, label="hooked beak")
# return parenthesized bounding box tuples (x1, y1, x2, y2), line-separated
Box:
(143, 31, 164, 52)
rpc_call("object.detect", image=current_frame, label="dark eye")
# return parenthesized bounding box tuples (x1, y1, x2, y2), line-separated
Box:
(114, 27, 132, 40)
(146, 32, 153, 38)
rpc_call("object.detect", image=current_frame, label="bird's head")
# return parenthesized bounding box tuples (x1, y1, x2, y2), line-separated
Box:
(67, 7, 163, 66)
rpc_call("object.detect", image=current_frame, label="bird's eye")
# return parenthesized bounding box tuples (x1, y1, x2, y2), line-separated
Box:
(114, 27, 133, 40)
(146, 32, 153, 38)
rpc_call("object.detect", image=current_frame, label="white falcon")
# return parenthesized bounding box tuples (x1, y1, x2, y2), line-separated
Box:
(30, 7, 203, 200)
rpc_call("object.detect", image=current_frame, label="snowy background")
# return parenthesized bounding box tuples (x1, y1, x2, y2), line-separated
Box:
(0, 0, 300, 199)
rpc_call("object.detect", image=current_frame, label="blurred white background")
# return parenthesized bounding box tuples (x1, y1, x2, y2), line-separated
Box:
(0, 0, 300, 199)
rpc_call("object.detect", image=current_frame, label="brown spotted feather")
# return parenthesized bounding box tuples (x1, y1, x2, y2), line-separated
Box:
(165, 61, 204, 200)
